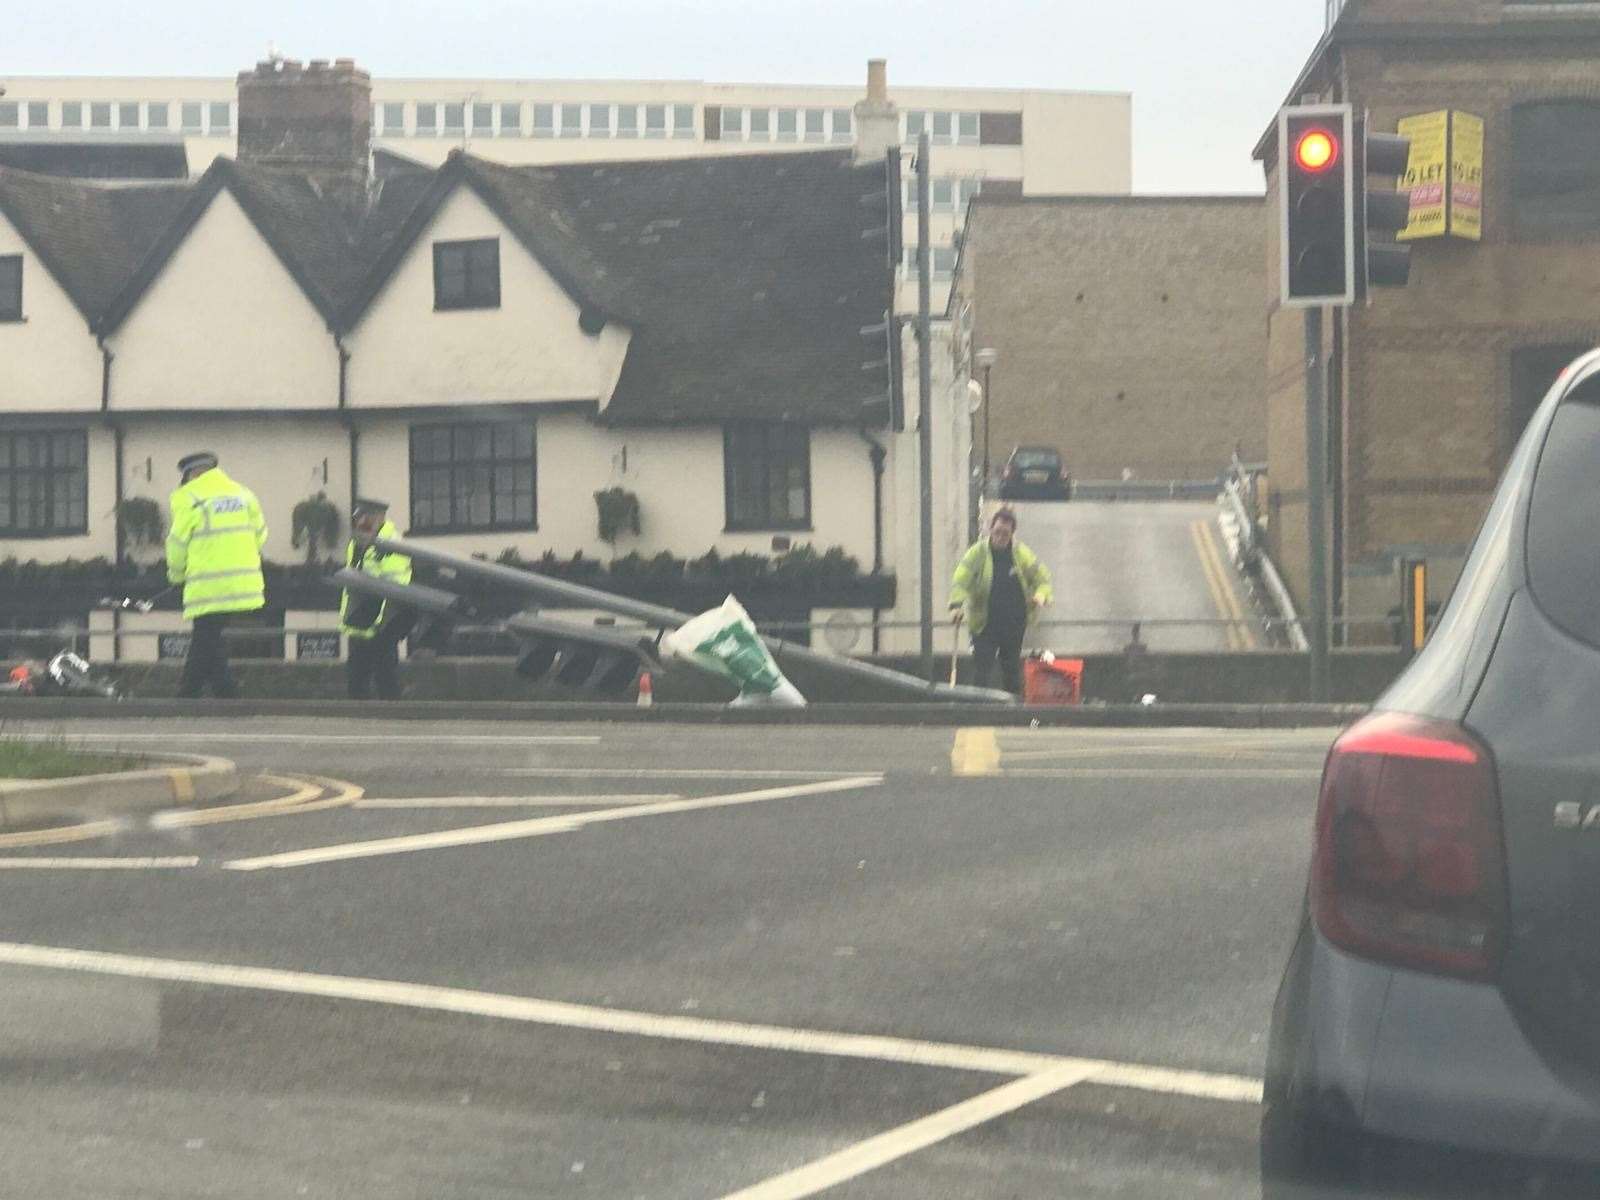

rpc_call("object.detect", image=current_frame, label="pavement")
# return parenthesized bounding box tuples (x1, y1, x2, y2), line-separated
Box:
(0, 717, 1335, 1199)
(1011, 499, 1259, 654)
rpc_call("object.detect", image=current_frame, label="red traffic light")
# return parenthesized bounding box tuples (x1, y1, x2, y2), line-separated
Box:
(1295, 129, 1339, 173)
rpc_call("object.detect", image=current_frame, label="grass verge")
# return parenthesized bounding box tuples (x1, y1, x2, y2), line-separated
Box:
(0, 736, 143, 780)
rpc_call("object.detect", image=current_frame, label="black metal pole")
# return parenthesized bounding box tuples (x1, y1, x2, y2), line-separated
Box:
(982, 362, 992, 497)
(917, 129, 934, 683)
(1305, 305, 1330, 701)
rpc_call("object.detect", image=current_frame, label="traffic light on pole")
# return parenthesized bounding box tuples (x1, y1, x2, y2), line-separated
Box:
(1279, 105, 1354, 307)
(1357, 120, 1412, 293)
(505, 613, 659, 696)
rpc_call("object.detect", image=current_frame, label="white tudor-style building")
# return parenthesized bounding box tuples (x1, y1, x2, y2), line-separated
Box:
(0, 59, 975, 659)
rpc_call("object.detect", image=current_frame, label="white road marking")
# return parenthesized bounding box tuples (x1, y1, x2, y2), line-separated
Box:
(0, 941, 1263, 1104)
(994, 745, 1324, 762)
(38, 733, 601, 746)
(994, 767, 1321, 780)
(225, 775, 884, 870)
(501, 767, 880, 780)
(0, 857, 198, 870)
(353, 794, 681, 809)
(717, 1063, 1095, 1200)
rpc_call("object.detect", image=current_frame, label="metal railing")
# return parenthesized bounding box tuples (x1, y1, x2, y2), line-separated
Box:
(0, 613, 1425, 662)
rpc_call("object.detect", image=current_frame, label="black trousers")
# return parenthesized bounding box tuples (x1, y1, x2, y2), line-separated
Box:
(346, 635, 401, 700)
(180, 613, 238, 699)
(972, 625, 1024, 696)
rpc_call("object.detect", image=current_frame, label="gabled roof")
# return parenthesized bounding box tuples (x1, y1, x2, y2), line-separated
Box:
(0, 145, 895, 425)
(340, 148, 896, 423)
(527, 150, 894, 424)
(0, 167, 191, 327)
(96, 157, 372, 333)
(338, 152, 629, 330)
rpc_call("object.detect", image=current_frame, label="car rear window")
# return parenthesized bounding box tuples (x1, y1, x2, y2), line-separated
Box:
(1527, 372, 1600, 647)
(1012, 450, 1059, 468)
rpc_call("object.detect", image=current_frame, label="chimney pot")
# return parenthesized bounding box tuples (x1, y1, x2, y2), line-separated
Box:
(866, 59, 888, 104)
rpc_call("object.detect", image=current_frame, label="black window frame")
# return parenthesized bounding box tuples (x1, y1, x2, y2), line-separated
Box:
(1512, 100, 1600, 237)
(408, 421, 537, 535)
(723, 422, 812, 532)
(0, 255, 21, 322)
(432, 238, 501, 311)
(0, 428, 89, 538)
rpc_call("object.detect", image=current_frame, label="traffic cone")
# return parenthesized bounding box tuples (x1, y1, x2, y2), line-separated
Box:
(636, 670, 654, 708)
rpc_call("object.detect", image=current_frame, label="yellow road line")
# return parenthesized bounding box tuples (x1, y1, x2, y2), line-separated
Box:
(1196, 517, 1258, 650)
(1204, 519, 1258, 649)
(0, 774, 364, 850)
(159, 774, 362, 828)
(1190, 520, 1244, 651)
(167, 769, 195, 804)
(950, 727, 1002, 777)
(0, 819, 126, 851)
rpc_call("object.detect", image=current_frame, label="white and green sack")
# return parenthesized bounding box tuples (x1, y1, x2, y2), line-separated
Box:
(662, 595, 807, 708)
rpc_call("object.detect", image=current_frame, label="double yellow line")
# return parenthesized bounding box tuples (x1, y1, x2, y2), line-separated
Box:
(0, 773, 361, 849)
(1190, 520, 1256, 651)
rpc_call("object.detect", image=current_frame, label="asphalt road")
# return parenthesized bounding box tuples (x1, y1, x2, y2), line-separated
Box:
(1008, 500, 1259, 654)
(0, 718, 1336, 1199)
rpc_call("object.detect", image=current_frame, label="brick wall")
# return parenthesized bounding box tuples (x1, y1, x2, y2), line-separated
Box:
(1262, 21, 1600, 623)
(958, 197, 1267, 482)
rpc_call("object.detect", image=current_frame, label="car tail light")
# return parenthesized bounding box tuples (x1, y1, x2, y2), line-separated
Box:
(1310, 712, 1507, 980)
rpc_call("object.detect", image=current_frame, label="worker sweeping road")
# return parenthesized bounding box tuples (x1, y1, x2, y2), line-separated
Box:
(947, 507, 1053, 696)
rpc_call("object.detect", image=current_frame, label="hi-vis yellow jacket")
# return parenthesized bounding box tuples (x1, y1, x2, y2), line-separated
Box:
(339, 521, 413, 639)
(165, 468, 267, 620)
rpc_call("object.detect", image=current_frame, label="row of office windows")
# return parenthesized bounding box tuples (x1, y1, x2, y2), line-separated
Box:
(373, 100, 699, 140)
(711, 106, 853, 143)
(0, 99, 232, 134)
(0, 422, 811, 538)
(904, 110, 981, 145)
(904, 177, 984, 213)
(901, 246, 960, 279)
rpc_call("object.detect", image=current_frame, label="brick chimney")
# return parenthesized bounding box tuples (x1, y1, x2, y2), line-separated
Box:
(237, 57, 372, 205)
(853, 58, 899, 164)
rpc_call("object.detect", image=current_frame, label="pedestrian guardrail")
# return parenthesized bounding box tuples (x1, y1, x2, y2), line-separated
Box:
(1067, 479, 1223, 502)
(0, 613, 1425, 661)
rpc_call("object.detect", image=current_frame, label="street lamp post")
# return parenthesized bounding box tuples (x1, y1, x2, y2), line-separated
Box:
(975, 347, 998, 501)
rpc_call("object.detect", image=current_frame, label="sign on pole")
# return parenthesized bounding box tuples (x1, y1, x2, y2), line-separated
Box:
(1450, 111, 1484, 241)
(1396, 110, 1483, 242)
(1397, 110, 1449, 241)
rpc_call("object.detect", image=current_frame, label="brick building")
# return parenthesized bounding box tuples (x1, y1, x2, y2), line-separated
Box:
(950, 195, 1266, 482)
(1256, 0, 1600, 635)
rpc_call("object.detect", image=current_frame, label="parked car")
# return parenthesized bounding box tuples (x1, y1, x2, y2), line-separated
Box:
(1261, 347, 1600, 1198)
(996, 446, 1070, 500)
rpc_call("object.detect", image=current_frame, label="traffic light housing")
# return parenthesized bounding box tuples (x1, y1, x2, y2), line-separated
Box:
(1279, 105, 1354, 308)
(1357, 121, 1412, 293)
(505, 613, 658, 696)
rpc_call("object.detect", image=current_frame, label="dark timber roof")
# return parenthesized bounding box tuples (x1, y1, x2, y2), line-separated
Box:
(0, 146, 894, 424)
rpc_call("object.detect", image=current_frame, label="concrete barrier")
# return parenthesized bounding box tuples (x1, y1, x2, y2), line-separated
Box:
(0, 752, 237, 830)
(46, 649, 1406, 707)
(0, 697, 1366, 729)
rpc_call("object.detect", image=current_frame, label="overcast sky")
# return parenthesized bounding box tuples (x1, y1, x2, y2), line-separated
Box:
(6, 0, 1327, 193)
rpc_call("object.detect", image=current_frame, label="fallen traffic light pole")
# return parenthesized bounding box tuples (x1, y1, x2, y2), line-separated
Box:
(330, 536, 1014, 706)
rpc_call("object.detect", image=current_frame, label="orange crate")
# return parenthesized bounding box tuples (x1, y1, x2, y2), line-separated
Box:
(1023, 656, 1083, 705)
